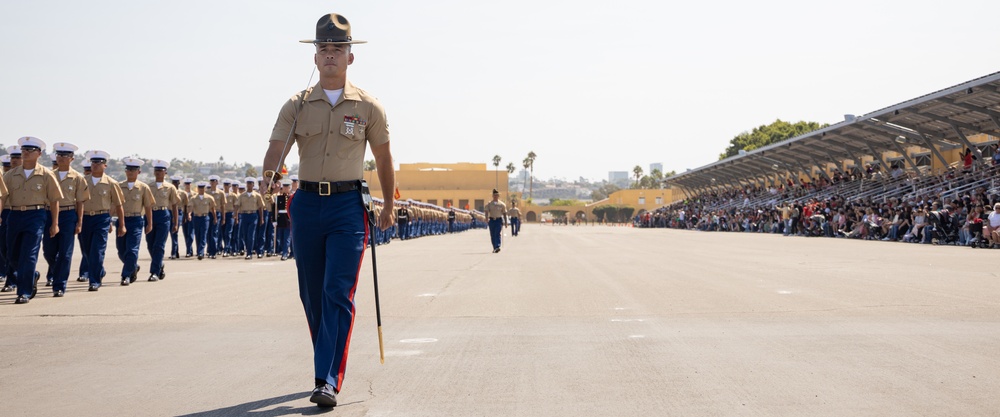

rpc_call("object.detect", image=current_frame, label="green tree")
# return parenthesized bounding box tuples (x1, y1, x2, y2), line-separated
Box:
(632, 165, 643, 188)
(364, 159, 376, 182)
(719, 119, 829, 160)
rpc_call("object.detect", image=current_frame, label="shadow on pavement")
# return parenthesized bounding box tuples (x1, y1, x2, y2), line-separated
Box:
(176, 392, 336, 417)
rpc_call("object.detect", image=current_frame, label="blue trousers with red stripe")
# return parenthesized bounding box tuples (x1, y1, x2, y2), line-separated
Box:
(290, 189, 367, 392)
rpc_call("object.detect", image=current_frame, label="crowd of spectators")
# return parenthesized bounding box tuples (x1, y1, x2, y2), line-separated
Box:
(639, 150, 1000, 248)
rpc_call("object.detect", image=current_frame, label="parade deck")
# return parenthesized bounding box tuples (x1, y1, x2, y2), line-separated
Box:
(1, 225, 998, 416)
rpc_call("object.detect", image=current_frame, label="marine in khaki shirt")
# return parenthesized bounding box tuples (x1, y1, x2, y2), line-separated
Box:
(189, 189, 218, 218)
(120, 176, 155, 235)
(234, 185, 265, 226)
(54, 166, 91, 234)
(149, 178, 180, 232)
(208, 182, 227, 224)
(268, 80, 390, 183)
(484, 199, 508, 224)
(84, 173, 126, 234)
(4, 163, 64, 237)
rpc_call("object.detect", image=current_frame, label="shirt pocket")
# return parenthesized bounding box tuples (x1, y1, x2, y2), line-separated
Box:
(337, 121, 366, 160)
(295, 123, 325, 158)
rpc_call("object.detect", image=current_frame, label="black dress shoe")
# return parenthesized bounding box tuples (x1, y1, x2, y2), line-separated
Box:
(130, 266, 140, 283)
(90, 284, 101, 291)
(45, 278, 53, 287)
(54, 290, 65, 298)
(77, 276, 88, 282)
(1, 285, 13, 293)
(281, 256, 287, 261)
(245, 255, 252, 260)
(185, 254, 193, 258)
(159, 269, 166, 280)
(15, 295, 29, 304)
(148, 275, 159, 282)
(120, 279, 129, 286)
(309, 383, 337, 407)
(198, 255, 204, 260)
(30, 271, 40, 299)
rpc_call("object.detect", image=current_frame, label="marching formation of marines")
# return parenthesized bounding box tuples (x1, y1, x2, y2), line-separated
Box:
(0, 136, 503, 305)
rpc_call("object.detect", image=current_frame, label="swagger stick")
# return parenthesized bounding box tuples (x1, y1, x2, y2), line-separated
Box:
(368, 208, 385, 364)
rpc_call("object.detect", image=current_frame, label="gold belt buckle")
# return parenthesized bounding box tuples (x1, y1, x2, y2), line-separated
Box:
(319, 182, 331, 196)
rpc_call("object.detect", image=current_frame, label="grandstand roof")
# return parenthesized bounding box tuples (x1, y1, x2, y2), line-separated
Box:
(666, 71, 1000, 192)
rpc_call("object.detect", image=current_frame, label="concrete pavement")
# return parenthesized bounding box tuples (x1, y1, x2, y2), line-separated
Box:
(1, 225, 999, 416)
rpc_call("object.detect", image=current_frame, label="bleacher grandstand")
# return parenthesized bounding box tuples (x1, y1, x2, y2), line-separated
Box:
(650, 71, 1000, 246)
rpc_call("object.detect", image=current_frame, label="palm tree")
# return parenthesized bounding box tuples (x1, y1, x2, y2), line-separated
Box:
(633, 165, 643, 188)
(522, 157, 531, 195)
(506, 162, 516, 204)
(526, 151, 536, 200)
(492, 155, 501, 189)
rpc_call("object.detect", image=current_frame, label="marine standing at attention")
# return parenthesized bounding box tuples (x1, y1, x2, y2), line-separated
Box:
(260, 13, 396, 408)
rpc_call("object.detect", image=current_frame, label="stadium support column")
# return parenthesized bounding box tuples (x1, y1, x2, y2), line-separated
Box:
(888, 139, 918, 172)
(863, 143, 890, 173)
(914, 129, 950, 169)
(950, 124, 983, 161)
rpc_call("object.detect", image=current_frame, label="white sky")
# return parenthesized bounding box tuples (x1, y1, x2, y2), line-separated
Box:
(2, 0, 998, 181)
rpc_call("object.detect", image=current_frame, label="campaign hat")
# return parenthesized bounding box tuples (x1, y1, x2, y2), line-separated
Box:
(300, 14, 367, 45)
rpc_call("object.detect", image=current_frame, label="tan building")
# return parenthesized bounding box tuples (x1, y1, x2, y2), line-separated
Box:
(366, 162, 512, 212)
(365, 162, 675, 222)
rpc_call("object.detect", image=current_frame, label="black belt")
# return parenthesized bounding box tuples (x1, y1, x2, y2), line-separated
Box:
(299, 180, 359, 196)
(152, 207, 169, 211)
(489, 217, 503, 221)
(124, 213, 144, 217)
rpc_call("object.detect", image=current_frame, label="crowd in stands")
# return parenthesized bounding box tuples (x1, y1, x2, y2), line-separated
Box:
(638, 148, 1000, 248)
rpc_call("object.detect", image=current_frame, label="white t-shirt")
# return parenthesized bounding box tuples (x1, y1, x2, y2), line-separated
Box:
(988, 212, 1000, 228)
(92, 176, 101, 185)
(324, 88, 343, 104)
(23, 169, 34, 178)
(127, 182, 135, 190)
(59, 171, 67, 181)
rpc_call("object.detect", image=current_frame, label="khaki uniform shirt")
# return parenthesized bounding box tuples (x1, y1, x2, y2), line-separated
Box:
(149, 181, 180, 210)
(177, 189, 190, 212)
(189, 193, 217, 216)
(508, 207, 521, 218)
(269, 80, 390, 182)
(485, 200, 507, 219)
(224, 191, 238, 212)
(54, 168, 90, 208)
(3, 165, 63, 207)
(209, 189, 226, 215)
(83, 175, 124, 213)
(237, 191, 264, 213)
(120, 181, 155, 215)
(0, 174, 8, 199)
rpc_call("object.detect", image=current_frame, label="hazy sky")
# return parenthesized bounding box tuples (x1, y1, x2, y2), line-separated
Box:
(2, 0, 998, 181)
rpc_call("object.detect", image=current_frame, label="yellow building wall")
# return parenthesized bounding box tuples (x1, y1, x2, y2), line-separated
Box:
(364, 162, 511, 211)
